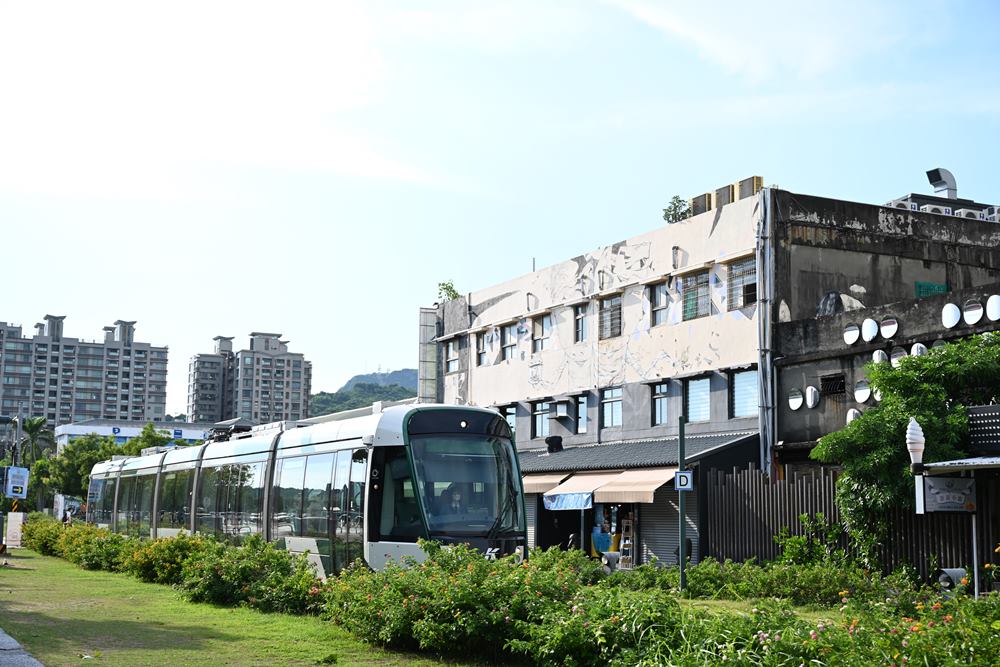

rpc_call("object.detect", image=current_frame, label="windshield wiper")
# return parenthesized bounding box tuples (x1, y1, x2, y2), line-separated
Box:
(486, 447, 517, 542)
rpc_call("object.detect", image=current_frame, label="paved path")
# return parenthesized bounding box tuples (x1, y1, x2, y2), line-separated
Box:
(0, 626, 44, 666)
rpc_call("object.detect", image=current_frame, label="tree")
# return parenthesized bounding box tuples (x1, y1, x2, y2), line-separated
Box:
(662, 195, 691, 223)
(123, 422, 172, 456)
(438, 280, 460, 302)
(48, 433, 120, 498)
(19, 416, 55, 468)
(811, 333, 1000, 560)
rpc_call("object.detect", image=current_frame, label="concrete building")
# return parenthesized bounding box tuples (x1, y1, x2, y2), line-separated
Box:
(187, 332, 312, 424)
(419, 169, 1000, 565)
(0, 316, 167, 427)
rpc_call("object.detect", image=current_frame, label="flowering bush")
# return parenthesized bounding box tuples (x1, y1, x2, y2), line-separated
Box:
(57, 523, 138, 571)
(121, 532, 214, 586)
(180, 534, 322, 614)
(21, 513, 64, 556)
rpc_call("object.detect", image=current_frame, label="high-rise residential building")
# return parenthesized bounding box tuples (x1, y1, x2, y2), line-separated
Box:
(187, 332, 312, 424)
(0, 315, 168, 427)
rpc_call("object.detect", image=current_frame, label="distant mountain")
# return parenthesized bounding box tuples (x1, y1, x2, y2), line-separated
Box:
(309, 382, 416, 418)
(339, 369, 417, 392)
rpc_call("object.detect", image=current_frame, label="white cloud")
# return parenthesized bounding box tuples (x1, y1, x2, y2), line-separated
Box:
(606, 0, 927, 82)
(0, 0, 440, 198)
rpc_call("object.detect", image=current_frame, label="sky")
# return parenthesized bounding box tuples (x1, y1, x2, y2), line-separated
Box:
(1, 0, 998, 416)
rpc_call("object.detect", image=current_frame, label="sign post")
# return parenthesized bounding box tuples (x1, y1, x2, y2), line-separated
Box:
(677, 416, 687, 591)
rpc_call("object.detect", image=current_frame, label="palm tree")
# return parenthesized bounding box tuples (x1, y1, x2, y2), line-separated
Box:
(19, 416, 55, 468)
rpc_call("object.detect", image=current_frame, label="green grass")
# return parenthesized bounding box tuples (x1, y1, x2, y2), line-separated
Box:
(0, 549, 469, 667)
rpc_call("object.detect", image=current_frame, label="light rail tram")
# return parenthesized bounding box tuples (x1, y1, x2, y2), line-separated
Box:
(86, 404, 526, 575)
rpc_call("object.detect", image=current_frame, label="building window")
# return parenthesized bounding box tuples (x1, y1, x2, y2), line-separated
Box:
(476, 332, 486, 366)
(652, 382, 670, 426)
(445, 339, 459, 373)
(532, 401, 550, 439)
(727, 257, 757, 310)
(650, 282, 669, 326)
(501, 405, 516, 439)
(573, 304, 587, 343)
(532, 314, 551, 352)
(682, 271, 710, 321)
(599, 295, 622, 339)
(730, 369, 758, 418)
(601, 387, 622, 428)
(576, 395, 588, 434)
(501, 323, 518, 361)
(684, 377, 711, 423)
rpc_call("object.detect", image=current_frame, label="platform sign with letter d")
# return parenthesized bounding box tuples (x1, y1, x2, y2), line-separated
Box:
(674, 471, 694, 492)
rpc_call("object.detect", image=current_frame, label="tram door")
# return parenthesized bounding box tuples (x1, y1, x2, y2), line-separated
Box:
(332, 451, 351, 572)
(347, 449, 368, 564)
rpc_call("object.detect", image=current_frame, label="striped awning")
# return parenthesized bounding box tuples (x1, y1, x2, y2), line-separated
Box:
(593, 467, 677, 504)
(521, 472, 571, 494)
(543, 472, 621, 511)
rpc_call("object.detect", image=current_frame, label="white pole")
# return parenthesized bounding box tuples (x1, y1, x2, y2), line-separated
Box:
(972, 512, 979, 599)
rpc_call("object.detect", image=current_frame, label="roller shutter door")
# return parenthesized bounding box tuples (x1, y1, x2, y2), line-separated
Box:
(639, 486, 700, 566)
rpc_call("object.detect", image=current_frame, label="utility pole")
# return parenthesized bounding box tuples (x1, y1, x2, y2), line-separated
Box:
(678, 415, 687, 591)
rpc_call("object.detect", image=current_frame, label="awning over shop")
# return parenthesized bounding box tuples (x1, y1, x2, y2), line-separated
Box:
(924, 456, 1000, 475)
(522, 472, 571, 494)
(593, 467, 677, 504)
(543, 472, 620, 511)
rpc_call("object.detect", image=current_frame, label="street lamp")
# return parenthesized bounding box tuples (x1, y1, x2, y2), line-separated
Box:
(907, 417, 926, 515)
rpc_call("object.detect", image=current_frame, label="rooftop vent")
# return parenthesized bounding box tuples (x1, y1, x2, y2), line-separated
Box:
(927, 168, 957, 199)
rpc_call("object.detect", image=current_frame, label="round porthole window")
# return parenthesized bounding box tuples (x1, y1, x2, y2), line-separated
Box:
(847, 408, 862, 424)
(911, 342, 928, 357)
(854, 380, 871, 403)
(986, 295, 1000, 322)
(861, 318, 879, 342)
(872, 349, 889, 364)
(880, 317, 898, 339)
(963, 299, 984, 325)
(788, 389, 804, 411)
(843, 324, 860, 345)
(805, 386, 820, 409)
(942, 303, 961, 329)
(890, 346, 908, 368)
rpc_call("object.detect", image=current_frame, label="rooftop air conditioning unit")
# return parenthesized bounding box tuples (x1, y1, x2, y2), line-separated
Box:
(690, 192, 713, 216)
(886, 198, 919, 211)
(920, 204, 953, 216)
(954, 208, 987, 220)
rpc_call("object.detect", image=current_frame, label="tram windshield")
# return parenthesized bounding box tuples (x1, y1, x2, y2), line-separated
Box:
(409, 435, 524, 537)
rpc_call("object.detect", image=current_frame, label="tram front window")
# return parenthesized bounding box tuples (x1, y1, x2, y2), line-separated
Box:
(409, 435, 523, 537)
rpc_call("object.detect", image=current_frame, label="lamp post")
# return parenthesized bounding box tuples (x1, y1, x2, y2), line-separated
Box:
(906, 417, 925, 514)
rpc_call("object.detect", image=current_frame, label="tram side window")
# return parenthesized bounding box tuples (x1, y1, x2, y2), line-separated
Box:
(332, 450, 351, 572)
(272, 456, 306, 539)
(347, 449, 368, 564)
(232, 462, 265, 538)
(157, 469, 194, 530)
(135, 474, 155, 537)
(196, 465, 224, 536)
(302, 454, 335, 538)
(89, 477, 115, 525)
(372, 446, 423, 542)
(115, 476, 135, 533)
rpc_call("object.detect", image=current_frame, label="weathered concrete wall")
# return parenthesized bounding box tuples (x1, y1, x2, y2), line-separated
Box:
(776, 282, 1000, 446)
(441, 195, 761, 409)
(774, 191, 1000, 323)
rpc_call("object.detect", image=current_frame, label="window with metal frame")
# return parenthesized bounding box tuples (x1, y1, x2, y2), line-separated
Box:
(576, 394, 588, 434)
(727, 257, 757, 311)
(684, 377, 711, 422)
(652, 382, 670, 426)
(501, 405, 517, 440)
(682, 271, 710, 321)
(445, 338, 460, 373)
(501, 323, 518, 360)
(573, 304, 587, 343)
(650, 282, 669, 326)
(599, 296, 622, 339)
(532, 314, 552, 352)
(532, 401, 550, 438)
(601, 387, 622, 427)
(476, 332, 486, 366)
(730, 369, 758, 418)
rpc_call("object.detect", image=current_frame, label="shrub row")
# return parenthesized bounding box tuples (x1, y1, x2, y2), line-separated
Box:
(21, 515, 322, 614)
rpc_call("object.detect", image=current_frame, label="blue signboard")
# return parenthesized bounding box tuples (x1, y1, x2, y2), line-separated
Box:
(674, 471, 694, 492)
(173, 429, 182, 439)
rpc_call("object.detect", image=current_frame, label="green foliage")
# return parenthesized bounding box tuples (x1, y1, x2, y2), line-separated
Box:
(181, 534, 323, 614)
(309, 382, 416, 418)
(437, 280, 460, 301)
(811, 334, 1000, 559)
(47, 433, 120, 497)
(325, 542, 603, 658)
(661, 194, 691, 223)
(773, 513, 845, 566)
(121, 532, 214, 586)
(18, 416, 54, 467)
(57, 523, 138, 571)
(21, 513, 64, 556)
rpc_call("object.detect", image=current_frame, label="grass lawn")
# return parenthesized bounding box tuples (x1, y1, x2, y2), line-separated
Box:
(0, 549, 469, 667)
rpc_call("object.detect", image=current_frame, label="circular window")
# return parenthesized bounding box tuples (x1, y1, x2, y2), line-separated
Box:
(880, 317, 898, 338)
(861, 318, 879, 342)
(872, 349, 889, 364)
(788, 389, 804, 411)
(910, 342, 928, 357)
(847, 408, 862, 424)
(963, 299, 984, 325)
(805, 386, 820, 409)
(890, 346, 908, 368)
(843, 324, 860, 345)
(942, 303, 961, 329)
(987, 295, 1000, 322)
(854, 380, 871, 403)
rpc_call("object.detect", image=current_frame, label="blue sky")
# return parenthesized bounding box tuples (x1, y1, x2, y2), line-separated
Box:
(1, 0, 998, 415)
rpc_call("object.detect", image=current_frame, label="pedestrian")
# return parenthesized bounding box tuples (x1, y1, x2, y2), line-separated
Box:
(63, 508, 73, 527)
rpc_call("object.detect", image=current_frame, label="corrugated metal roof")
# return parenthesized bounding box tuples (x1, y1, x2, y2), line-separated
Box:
(924, 456, 1000, 474)
(517, 430, 757, 473)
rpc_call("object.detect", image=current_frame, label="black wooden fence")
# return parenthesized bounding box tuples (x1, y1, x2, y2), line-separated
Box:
(703, 465, 999, 583)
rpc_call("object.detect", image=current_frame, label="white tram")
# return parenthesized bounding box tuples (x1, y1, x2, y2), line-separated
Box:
(86, 404, 526, 574)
